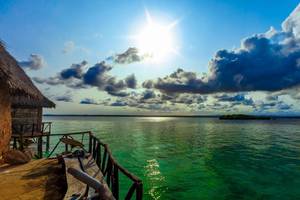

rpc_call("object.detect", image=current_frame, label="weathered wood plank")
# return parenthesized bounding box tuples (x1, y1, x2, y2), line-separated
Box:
(63, 158, 87, 200)
(81, 156, 115, 200)
(63, 155, 115, 200)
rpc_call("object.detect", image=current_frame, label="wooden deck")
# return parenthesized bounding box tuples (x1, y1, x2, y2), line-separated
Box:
(0, 159, 66, 200)
(63, 155, 114, 200)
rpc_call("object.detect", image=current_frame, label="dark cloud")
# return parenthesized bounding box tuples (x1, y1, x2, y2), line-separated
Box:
(265, 93, 279, 101)
(278, 103, 292, 110)
(83, 61, 112, 86)
(54, 95, 73, 102)
(82, 61, 133, 96)
(215, 94, 255, 107)
(256, 101, 293, 112)
(142, 80, 154, 89)
(107, 47, 150, 64)
(142, 90, 156, 100)
(33, 60, 136, 97)
(143, 6, 300, 94)
(60, 60, 87, 79)
(98, 90, 206, 111)
(80, 98, 99, 105)
(19, 54, 45, 70)
(125, 74, 137, 89)
(110, 100, 128, 107)
(32, 61, 88, 87)
(167, 93, 207, 105)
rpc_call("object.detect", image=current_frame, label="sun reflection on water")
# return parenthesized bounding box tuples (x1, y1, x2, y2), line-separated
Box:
(144, 159, 166, 199)
(140, 117, 174, 122)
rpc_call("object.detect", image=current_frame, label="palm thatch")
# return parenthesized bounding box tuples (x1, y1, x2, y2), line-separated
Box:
(0, 41, 55, 108)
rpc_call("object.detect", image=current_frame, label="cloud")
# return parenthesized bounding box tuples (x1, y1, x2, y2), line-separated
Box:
(265, 93, 279, 101)
(80, 98, 99, 105)
(19, 54, 45, 70)
(277, 102, 292, 110)
(54, 95, 73, 102)
(60, 60, 88, 79)
(33, 76, 64, 85)
(125, 74, 137, 89)
(62, 41, 75, 54)
(98, 90, 207, 112)
(256, 101, 293, 112)
(142, 90, 156, 100)
(215, 93, 255, 107)
(32, 61, 88, 89)
(107, 47, 150, 64)
(143, 4, 300, 94)
(33, 60, 137, 96)
(83, 61, 133, 96)
(110, 100, 128, 107)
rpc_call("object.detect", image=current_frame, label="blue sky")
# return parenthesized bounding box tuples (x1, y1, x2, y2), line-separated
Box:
(1, 0, 300, 115)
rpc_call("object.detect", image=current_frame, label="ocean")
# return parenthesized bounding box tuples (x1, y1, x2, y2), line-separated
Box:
(44, 116, 300, 200)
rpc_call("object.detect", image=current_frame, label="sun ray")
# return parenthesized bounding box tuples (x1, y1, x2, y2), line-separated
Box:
(133, 10, 180, 62)
(145, 9, 153, 24)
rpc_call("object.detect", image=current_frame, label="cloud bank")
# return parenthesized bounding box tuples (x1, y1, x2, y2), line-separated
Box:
(143, 4, 300, 95)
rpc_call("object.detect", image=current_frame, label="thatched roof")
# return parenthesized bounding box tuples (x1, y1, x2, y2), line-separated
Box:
(0, 41, 55, 108)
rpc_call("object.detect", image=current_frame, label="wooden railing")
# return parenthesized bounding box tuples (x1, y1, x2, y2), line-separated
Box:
(11, 122, 52, 151)
(89, 133, 143, 200)
(11, 131, 143, 200)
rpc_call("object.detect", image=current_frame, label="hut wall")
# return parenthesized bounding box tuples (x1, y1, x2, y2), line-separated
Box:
(0, 86, 11, 158)
(11, 107, 42, 133)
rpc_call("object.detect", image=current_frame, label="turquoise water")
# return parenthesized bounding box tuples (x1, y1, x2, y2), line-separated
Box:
(44, 116, 300, 200)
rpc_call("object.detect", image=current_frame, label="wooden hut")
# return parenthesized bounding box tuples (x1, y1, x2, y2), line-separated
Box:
(0, 41, 55, 159)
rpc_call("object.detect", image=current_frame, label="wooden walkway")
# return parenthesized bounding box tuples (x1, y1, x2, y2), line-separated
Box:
(0, 159, 66, 200)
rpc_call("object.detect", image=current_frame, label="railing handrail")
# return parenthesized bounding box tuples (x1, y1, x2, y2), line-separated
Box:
(90, 134, 142, 183)
(12, 121, 52, 126)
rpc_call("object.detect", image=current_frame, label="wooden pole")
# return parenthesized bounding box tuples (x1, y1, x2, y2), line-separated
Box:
(113, 165, 119, 200)
(46, 135, 50, 153)
(37, 136, 43, 158)
(20, 125, 24, 151)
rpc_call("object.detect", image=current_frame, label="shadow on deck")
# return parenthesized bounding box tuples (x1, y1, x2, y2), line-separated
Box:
(0, 159, 66, 200)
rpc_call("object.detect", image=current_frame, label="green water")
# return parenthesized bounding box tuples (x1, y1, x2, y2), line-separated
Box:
(44, 116, 300, 200)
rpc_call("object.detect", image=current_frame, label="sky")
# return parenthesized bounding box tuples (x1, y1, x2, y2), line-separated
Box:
(1, 0, 300, 115)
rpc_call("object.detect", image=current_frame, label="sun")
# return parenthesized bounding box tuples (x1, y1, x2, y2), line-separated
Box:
(135, 11, 178, 62)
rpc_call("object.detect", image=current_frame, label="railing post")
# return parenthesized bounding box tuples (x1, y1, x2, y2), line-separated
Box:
(46, 135, 50, 153)
(96, 144, 101, 167)
(92, 138, 96, 159)
(19, 125, 24, 151)
(13, 137, 17, 149)
(106, 158, 112, 187)
(41, 123, 44, 134)
(32, 123, 35, 137)
(112, 165, 119, 200)
(102, 147, 108, 172)
(49, 122, 52, 134)
(89, 133, 92, 153)
(65, 143, 69, 153)
(37, 136, 43, 158)
(136, 182, 143, 200)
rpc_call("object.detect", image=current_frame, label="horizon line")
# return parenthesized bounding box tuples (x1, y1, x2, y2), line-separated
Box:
(43, 114, 300, 118)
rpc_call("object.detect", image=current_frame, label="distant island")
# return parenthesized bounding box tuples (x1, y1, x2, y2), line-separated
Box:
(219, 114, 272, 120)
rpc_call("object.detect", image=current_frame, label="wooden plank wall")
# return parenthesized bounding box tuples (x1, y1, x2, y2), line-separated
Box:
(11, 107, 42, 132)
(0, 85, 11, 159)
